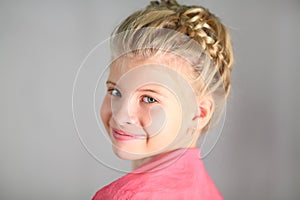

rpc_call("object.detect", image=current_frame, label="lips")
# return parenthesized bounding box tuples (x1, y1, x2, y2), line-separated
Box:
(112, 128, 146, 141)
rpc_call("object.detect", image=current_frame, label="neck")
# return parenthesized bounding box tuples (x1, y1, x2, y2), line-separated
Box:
(132, 156, 153, 170)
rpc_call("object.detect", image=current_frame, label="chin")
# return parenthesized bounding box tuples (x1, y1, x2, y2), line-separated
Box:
(112, 146, 151, 161)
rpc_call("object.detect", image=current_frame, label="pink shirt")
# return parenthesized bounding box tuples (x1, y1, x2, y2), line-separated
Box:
(92, 148, 223, 200)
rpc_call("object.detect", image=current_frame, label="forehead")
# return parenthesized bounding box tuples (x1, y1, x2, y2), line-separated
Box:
(109, 52, 195, 81)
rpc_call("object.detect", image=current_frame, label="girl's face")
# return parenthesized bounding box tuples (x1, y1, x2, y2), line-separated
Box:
(100, 54, 200, 160)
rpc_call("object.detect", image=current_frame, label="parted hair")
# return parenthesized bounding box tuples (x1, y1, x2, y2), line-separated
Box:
(111, 0, 233, 99)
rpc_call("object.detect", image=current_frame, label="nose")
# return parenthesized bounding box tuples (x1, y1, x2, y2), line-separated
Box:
(111, 96, 139, 125)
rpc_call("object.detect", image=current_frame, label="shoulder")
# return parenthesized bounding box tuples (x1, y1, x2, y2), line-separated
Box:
(92, 169, 172, 200)
(92, 149, 223, 199)
(92, 172, 148, 200)
(92, 185, 135, 200)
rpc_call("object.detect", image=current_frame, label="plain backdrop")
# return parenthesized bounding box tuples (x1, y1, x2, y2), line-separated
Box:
(1, 0, 300, 199)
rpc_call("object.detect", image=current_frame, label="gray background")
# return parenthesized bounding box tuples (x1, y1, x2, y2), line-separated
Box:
(1, 0, 299, 199)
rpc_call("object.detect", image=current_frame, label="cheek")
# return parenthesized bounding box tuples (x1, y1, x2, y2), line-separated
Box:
(100, 96, 112, 132)
(162, 101, 182, 134)
(143, 104, 166, 137)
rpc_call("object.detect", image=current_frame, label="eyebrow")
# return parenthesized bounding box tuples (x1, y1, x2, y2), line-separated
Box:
(106, 81, 166, 97)
(138, 89, 160, 94)
(106, 80, 116, 85)
(138, 88, 166, 98)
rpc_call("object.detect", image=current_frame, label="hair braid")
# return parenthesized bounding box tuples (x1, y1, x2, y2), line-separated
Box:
(115, 0, 233, 97)
(185, 8, 233, 97)
(148, 1, 233, 97)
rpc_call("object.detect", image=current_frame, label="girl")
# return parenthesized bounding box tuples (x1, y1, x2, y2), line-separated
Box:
(93, 0, 233, 199)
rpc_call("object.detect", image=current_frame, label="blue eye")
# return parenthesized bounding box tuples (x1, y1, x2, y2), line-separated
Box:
(108, 88, 121, 97)
(142, 96, 157, 103)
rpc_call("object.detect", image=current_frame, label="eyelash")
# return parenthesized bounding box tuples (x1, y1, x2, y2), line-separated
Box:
(107, 88, 121, 97)
(107, 88, 158, 104)
(141, 96, 158, 104)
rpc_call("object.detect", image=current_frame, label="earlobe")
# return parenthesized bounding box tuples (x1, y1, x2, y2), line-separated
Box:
(192, 97, 214, 130)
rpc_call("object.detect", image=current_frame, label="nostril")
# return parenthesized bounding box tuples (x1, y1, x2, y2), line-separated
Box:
(113, 112, 138, 126)
(112, 104, 139, 126)
(127, 115, 138, 124)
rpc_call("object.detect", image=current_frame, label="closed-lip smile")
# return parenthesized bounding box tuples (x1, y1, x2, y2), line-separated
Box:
(112, 128, 146, 141)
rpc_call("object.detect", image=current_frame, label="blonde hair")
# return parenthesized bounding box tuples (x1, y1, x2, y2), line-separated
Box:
(110, 0, 234, 131)
(111, 0, 233, 97)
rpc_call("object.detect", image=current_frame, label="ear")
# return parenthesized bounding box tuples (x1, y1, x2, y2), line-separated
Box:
(192, 95, 214, 130)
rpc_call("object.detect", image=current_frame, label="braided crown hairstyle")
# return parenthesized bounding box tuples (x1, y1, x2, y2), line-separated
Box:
(111, 0, 234, 98)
